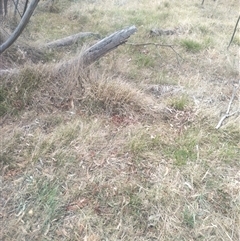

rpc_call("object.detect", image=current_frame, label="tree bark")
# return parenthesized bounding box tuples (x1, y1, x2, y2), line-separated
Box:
(0, 0, 3, 15)
(67, 25, 137, 67)
(3, 0, 7, 15)
(0, 0, 39, 54)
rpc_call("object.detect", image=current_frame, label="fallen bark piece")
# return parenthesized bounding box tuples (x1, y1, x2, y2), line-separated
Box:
(45, 32, 101, 48)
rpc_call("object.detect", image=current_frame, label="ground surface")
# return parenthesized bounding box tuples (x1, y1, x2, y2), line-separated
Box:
(1, 0, 240, 240)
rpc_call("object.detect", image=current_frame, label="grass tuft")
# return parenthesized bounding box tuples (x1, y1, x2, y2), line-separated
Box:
(170, 95, 190, 111)
(1, 0, 239, 240)
(181, 39, 203, 52)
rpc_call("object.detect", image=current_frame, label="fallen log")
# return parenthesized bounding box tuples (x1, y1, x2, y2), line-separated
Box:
(66, 25, 137, 67)
(0, 25, 137, 76)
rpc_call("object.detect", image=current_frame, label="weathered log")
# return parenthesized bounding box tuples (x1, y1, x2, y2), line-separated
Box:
(45, 32, 101, 48)
(67, 25, 137, 67)
(0, 26, 137, 76)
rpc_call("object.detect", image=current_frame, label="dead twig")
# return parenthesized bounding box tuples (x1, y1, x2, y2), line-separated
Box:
(227, 15, 240, 49)
(127, 42, 183, 64)
(215, 82, 240, 129)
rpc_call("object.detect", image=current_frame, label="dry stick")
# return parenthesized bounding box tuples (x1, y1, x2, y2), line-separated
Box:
(227, 15, 240, 49)
(126, 42, 183, 64)
(215, 83, 240, 129)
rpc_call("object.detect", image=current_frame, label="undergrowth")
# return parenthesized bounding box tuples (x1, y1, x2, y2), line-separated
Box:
(1, 0, 239, 240)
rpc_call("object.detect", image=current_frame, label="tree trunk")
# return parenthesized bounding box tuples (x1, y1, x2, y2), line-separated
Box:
(0, 0, 3, 15)
(22, 0, 29, 17)
(0, 0, 39, 54)
(3, 0, 7, 15)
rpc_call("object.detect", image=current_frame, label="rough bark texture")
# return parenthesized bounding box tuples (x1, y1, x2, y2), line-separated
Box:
(69, 25, 137, 67)
(0, 0, 39, 54)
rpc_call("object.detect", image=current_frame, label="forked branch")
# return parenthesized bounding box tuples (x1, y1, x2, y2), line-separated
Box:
(127, 42, 183, 64)
(215, 82, 240, 129)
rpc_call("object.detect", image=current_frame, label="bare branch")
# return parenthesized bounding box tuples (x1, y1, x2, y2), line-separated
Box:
(127, 42, 183, 63)
(215, 82, 240, 129)
(227, 15, 240, 49)
(0, 0, 40, 54)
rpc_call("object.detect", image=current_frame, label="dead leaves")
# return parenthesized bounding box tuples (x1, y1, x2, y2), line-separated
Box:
(162, 107, 196, 133)
(66, 198, 88, 211)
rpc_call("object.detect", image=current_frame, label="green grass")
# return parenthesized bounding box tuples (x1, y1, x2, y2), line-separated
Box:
(0, 67, 42, 115)
(181, 39, 203, 52)
(128, 128, 163, 159)
(0, 87, 9, 116)
(13, 178, 64, 238)
(183, 207, 195, 229)
(135, 53, 155, 68)
(170, 95, 190, 111)
(232, 36, 240, 46)
(1, 0, 239, 240)
(163, 133, 197, 166)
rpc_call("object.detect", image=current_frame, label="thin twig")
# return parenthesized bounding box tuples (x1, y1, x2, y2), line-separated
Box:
(215, 111, 239, 129)
(226, 85, 239, 115)
(215, 83, 240, 129)
(227, 15, 240, 50)
(127, 42, 183, 63)
(127, 42, 175, 47)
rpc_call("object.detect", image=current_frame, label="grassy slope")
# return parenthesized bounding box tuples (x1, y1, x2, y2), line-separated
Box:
(1, 0, 240, 240)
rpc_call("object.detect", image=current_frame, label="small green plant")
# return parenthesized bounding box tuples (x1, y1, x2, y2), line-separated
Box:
(163, 127, 198, 166)
(4, 67, 42, 113)
(232, 36, 240, 46)
(29, 179, 63, 230)
(170, 95, 189, 111)
(129, 130, 161, 157)
(183, 207, 195, 229)
(199, 25, 211, 35)
(163, 1, 170, 8)
(0, 104, 8, 116)
(135, 53, 155, 68)
(181, 39, 203, 52)
(173, 148, 196, 166)
(0, 88, 8, 116)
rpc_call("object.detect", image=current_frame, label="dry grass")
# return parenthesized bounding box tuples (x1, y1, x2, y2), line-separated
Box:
(1, 0, 240, 240)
